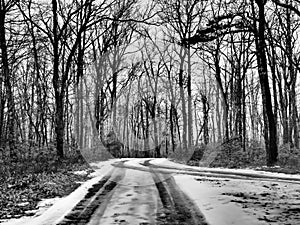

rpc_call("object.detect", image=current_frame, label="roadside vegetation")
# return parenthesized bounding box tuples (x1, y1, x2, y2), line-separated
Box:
(1, 0, 300, 222)
(0, 145, 92, 221)
(189, 140, 300, 174)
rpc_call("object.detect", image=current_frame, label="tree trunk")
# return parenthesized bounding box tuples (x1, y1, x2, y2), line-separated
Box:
(254, 1, 278, 166)
(285, 5, 299, 149)
(52, 0, 64, 158)
(54, 94, 65, 158)
(202, 94, 209, 145)
(170, 104, 176, 152)
(215, 83, 222, 142)
(0, 5, 15, 158)
(179, 47, 188, 151)
(234, 67, 243, 142)
(214, 49, 229, 141)
(187, 46, 193, 148)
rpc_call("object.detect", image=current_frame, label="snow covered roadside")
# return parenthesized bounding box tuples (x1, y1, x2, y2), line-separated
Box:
(1, 158, 298, 225)
(174, 174, 300, 225)
(151, 158, 300, 182)
(0, 198, 61, 225)
(150, 159, 300, 224)
(174, 175, 263, 225)
(0, 160, 116, 225)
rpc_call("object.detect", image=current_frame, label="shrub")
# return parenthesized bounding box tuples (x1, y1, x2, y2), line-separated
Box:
(206, 139, 266, 168)
(278, 144, 300, 170)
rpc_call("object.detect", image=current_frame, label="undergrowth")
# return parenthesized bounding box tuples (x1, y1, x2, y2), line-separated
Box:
(0, 144, 92, 221)
(188, 139, 300, 174)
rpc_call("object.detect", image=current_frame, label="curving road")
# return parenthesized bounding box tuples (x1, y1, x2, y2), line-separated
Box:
(57, 159, 208, 225)
(54, 158, 300, 225)
(5, 158, 300, 225)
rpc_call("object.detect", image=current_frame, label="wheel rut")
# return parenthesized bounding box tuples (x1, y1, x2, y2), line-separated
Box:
(56, 169, 123, 225)
(143, 160, 208, 225)
(55, 160, 208, 225)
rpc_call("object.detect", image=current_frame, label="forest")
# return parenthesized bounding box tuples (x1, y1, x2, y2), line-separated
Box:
(1, 0, 300, 170)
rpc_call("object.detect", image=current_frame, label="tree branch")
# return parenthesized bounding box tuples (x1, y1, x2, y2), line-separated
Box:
(272, 0, 300, 17)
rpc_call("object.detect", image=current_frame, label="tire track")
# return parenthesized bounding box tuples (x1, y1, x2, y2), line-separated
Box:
(56, 168, 124, 225)
(55, 158, 300, 225)
(140, 161, 208, 225)
(144, 160, 300, 184)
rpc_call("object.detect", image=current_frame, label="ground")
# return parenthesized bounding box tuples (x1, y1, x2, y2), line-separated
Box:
(0, 158, 300, 225)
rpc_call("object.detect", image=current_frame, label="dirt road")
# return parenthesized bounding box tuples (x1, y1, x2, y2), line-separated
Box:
(55, 159, 207, 225)
(3, 158, 300, 225)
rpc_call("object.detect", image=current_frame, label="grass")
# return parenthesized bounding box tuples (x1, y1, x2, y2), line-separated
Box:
(0, 156, 93, 221)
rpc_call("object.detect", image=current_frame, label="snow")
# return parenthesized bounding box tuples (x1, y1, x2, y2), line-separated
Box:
(150, 158, 300, 182)
(72, 170, 89, 176)
(0, 198, 61, 225)
(94, 166, 163, 225)
(96, 158, 300, 225)
(174, 175, 264, 225)
(0, 160, 114, 225)
(174, 174, 300, 225)
(37, 197, 61, 207)
(2, 158, 299, 225)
